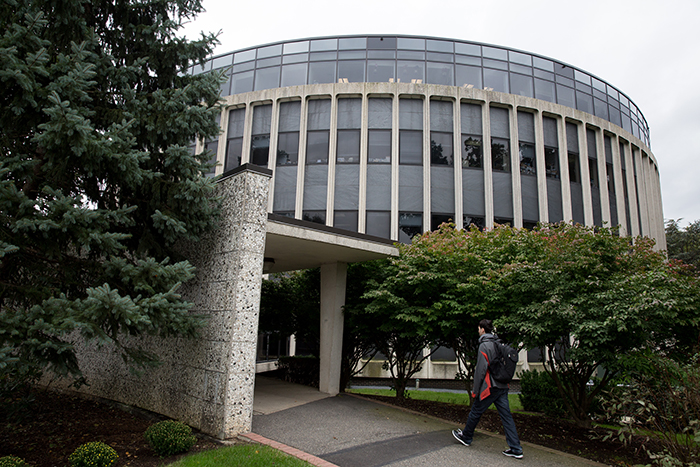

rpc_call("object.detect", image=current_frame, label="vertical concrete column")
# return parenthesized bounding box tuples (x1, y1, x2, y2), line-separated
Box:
(326, 95, 339, 226)
(557, 117, 572, 223)
(482, 103, 494, 228)
(453, 95, 464, 230)
(266, 100, 280, 213)
(423, 95, 431, 233)
(358, 91, 369, 233)
(216, 106, 230, 176)
(295, 96, 309, 219)
(241, 102, 255, 165)
(635, 149, 651, 237)
(391, 93, 400, 241)
(509, 104, 523, 228)
(577, 122, 594, 226)
(610, 134, 628, 236)
(534, 110, 548, 223)
(595, 128, 611, 225)
(623, 142, 640, 237)
(319, 262, 347, 395)
(518, 348, 530, 373)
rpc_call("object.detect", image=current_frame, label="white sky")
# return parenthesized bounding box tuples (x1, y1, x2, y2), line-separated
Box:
(181, 0, 700, 227)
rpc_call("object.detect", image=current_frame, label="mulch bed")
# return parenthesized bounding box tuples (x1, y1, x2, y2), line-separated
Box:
(1, 389, 663, 466)
(0, 390, 227, 467)
(359, 394, 661, 466)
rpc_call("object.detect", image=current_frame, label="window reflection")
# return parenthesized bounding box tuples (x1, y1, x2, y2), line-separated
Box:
(226, 108, 245, 171)
(399, 212, 422, 243)
(491, 138, 510, 172)
(519, 143, 535, 175)
(276, 133, 298, 166)
(431, 133, 453, 165)
(303, 210, 326, 224)
(462, 136, 482, 168)
(545, 147, 559, 178)
(463, 215, 485, 230)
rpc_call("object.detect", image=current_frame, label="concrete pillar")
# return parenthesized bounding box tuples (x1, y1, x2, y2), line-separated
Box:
(319, 262, 347, 395)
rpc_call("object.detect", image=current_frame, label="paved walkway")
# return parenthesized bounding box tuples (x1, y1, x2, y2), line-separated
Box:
(245, 377, 608, 467)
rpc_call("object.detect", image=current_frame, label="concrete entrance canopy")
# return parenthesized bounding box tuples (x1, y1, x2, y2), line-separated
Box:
(263, 214, 398, 395)
(264, 213, 398, 274)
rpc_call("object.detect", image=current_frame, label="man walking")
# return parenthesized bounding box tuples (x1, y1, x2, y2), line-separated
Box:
(452, 319, 524, 459)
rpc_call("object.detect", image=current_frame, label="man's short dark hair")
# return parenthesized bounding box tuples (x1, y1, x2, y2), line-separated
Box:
(479, 319, 494, 334)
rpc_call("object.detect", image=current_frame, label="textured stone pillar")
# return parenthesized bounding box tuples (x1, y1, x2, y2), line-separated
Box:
(319, 262, 347, 395)
(216, 166, 271, 436)
(58, 164, 272, 440)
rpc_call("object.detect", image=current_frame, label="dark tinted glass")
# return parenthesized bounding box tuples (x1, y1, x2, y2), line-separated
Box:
(368, 130, 391, 163)
(399, 130, 423, 164)
(306, 131, 329, 164)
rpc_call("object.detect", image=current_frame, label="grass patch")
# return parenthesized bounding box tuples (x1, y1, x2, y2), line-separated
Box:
(165, 444, 314, 467)
(347, 387, 524, 412)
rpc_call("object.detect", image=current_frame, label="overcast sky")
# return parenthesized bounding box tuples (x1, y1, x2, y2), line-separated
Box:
(181, 0, 700, 227)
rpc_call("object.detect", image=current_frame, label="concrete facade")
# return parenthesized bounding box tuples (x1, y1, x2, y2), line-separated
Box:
(195, 35, 665, 250)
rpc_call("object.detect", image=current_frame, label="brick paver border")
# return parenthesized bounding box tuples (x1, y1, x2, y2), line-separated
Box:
(241, 432, 339, 467)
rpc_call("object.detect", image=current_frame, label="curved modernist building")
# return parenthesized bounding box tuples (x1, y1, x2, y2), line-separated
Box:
(193, 35, 665, 247)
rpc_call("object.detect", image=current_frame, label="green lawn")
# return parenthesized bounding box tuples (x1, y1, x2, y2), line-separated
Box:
(165, 444, 314, 467)
(346, 387, 524, 412)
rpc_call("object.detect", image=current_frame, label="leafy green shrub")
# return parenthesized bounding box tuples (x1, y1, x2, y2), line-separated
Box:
(144, 420, 197, 457)
(68, 442, 118, 467)
(600, 353, 700, 466)
(518, 370, 567, 418)
(0, 456, 30, 467)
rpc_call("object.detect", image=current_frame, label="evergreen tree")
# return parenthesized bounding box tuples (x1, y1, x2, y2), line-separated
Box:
(0, 0, 224, 385)
(666, 219, 700, 273)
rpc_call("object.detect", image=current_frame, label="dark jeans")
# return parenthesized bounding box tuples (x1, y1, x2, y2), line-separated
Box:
(462, 387, 522, 453)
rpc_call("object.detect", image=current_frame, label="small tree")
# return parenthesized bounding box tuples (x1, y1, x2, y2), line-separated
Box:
(391, 223, 536, 404)
(357, 223, 533, 401)
(666, 219, 700, 273)
(361, 257, 438, 400)
(497, 223, 700, 428)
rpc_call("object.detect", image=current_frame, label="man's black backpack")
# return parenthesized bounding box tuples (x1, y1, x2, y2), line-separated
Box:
(489, 339, 519, 384)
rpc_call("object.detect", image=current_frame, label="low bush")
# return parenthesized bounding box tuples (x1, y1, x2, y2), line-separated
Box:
(68, 442, 118, 467)
(144, 420, 197, 457)
(518, 370, 567, 418)
(600, 353, 700, 466)
(0, 456, 30, 467)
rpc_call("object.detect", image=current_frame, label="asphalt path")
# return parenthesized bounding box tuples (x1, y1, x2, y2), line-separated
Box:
(251, 378, 607, 467)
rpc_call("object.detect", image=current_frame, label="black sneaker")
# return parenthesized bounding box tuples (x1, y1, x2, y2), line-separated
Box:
(452, 429, 471, 446)
(502, 449, 524, 459)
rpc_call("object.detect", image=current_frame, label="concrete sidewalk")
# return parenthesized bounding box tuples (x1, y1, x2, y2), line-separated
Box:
(248, 377, 608, 467)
